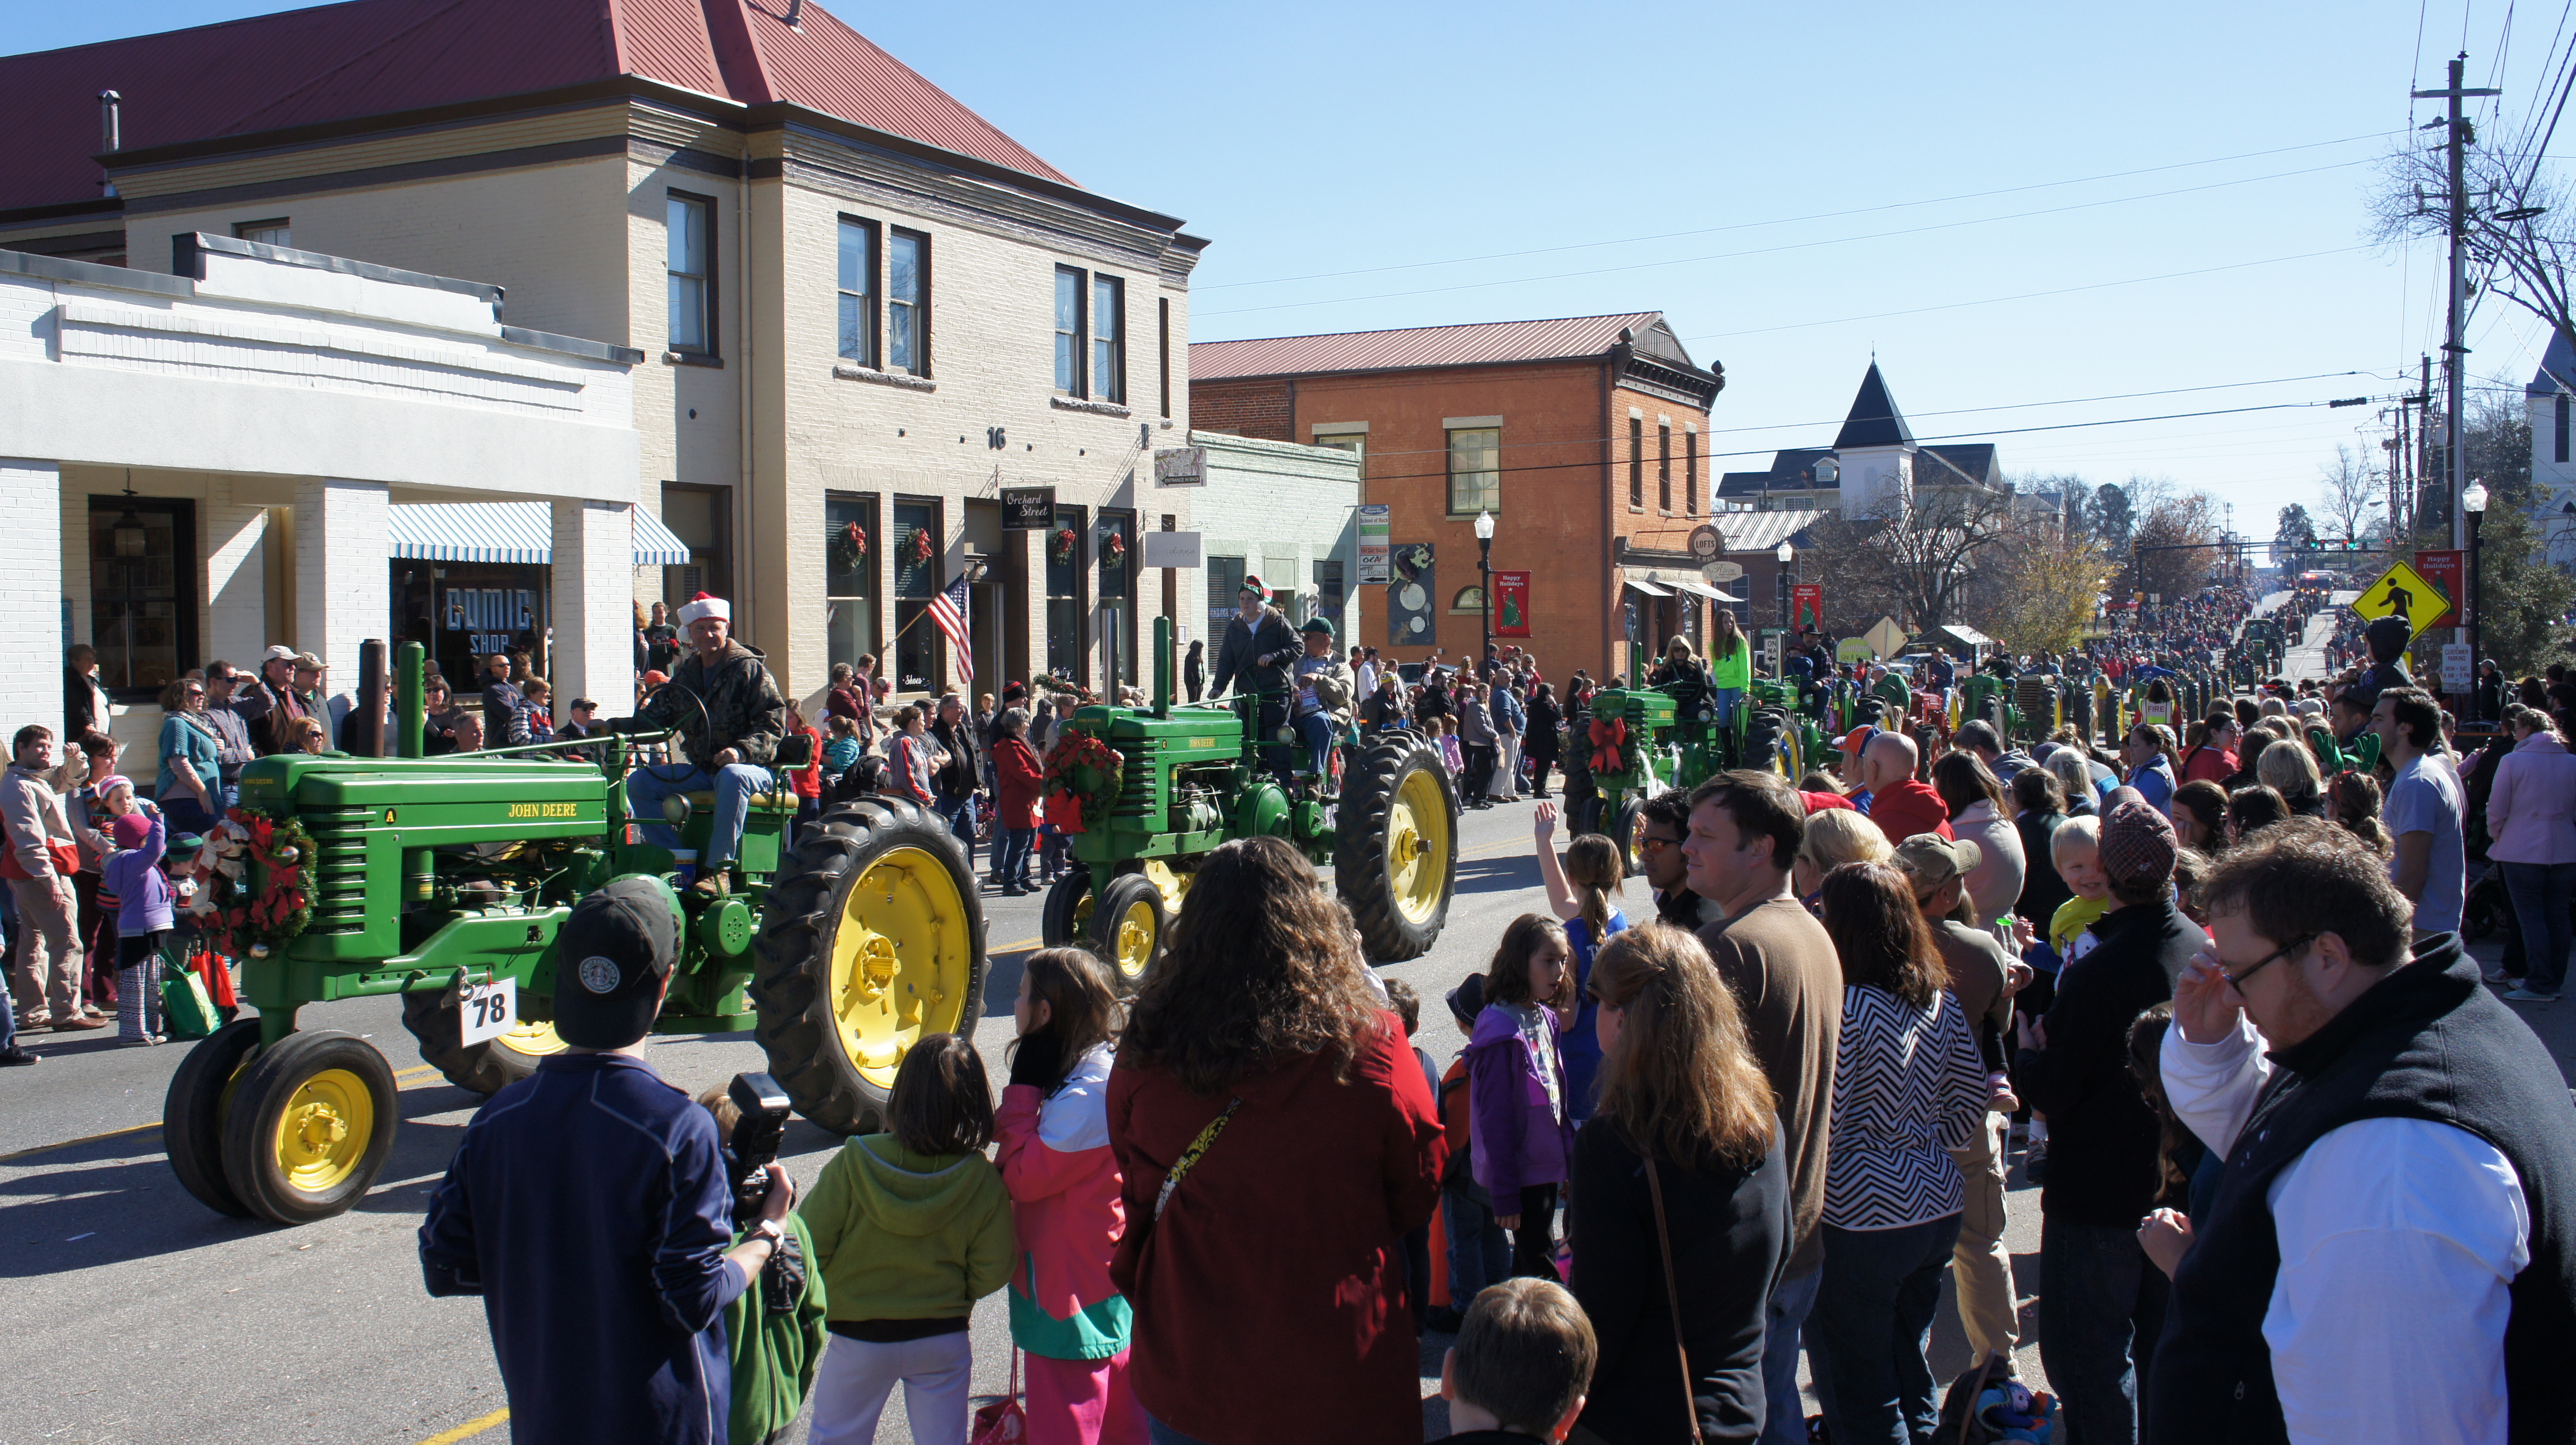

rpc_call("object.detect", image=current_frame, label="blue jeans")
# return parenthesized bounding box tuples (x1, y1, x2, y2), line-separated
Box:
(2037, 1218, 2168, 1445)
(1443, 1186, 1511, 1313)
(2500, 860, 2576, 993)
(1806, 1214, 1963, 1445)
(935, 792, 978, 871)
(1001, 827, 1036, 887)
(1714, 685, 1746, 729)
(1294, 710, 1336, 777)
(1758, 1265, 1824, 1445)
(624, 762, 772, 868)
(0, 976, 16, 1054)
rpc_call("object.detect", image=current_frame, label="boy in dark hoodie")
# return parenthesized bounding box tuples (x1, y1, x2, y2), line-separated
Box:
(1436, 1277, 1596, 1443)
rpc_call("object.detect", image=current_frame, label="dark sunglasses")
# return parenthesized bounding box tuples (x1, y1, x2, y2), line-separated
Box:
(2218, 933, 2316, 992)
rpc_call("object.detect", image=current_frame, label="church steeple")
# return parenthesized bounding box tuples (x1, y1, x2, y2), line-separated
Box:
(1833, 361, 1913, 450)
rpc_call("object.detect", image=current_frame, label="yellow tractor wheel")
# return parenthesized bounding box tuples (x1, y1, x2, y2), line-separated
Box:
(1088, 872, 1167, 994)
(752, 795, 987, 1135)
(1336, 736, 1460, 961)
(218, 1029, 401, 1226)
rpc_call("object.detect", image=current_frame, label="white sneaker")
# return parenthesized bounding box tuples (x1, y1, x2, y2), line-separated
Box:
(2483, 968, 2516, 984)
(2503, 987, 2560, 1002)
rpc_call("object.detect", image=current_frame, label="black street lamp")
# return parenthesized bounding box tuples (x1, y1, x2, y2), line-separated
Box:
(2464, 479, 2488, 692)
(1474, 509, 1496, 672)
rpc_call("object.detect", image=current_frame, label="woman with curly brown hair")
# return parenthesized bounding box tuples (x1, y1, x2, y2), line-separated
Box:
(1107, 837, 1444, 1445)
(1568, 923, 1787, 1443)
(1806, 862, 1986, 1445)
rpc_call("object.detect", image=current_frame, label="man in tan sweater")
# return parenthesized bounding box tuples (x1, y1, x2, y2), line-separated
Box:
(1684, 770, 1842, 1445)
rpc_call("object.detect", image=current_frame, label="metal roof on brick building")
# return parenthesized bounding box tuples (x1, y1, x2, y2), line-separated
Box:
(1192, 312, 1704, 381)
(0, 0, 1072, 217)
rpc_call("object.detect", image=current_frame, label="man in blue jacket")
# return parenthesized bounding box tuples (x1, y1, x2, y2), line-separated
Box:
(420, 877, 793, 1444)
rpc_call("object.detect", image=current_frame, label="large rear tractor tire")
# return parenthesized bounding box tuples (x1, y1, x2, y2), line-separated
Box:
(163, 1018, 264, 1218)
(218, 1029, 401, 1226)
(1336, 737, 1459, 962)
(400, 988, 567, 1096)
(751, 796, 987, 1135)
(1089, 872, 1167, 995)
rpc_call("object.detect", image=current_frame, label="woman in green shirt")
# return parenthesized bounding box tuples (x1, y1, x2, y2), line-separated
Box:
(1705, 609, 1753, 727)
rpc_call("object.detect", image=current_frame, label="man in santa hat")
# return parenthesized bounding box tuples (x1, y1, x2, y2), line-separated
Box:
(622, 593, 786, 896)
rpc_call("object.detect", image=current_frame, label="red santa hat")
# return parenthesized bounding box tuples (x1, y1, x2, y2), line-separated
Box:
(675, 592, 730, 627)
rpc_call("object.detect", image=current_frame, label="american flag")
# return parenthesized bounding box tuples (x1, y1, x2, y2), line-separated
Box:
(930, 573, 974, 682)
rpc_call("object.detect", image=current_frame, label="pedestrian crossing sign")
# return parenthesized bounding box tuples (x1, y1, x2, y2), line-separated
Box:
(2352, 560, 2453, 638)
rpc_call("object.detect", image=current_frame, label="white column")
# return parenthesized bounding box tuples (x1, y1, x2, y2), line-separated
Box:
(204, 476, 270, 668)
(0, 459, 65, 734)
(553, 498, 635, 713)
(293, 478, 389, 684)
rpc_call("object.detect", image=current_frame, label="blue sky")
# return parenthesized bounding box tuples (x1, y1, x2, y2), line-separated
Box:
(20, 0, 2573, 541)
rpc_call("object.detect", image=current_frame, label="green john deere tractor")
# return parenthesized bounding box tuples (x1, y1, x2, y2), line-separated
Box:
(1584, 675, 1811, 868)
(163, 643, 983, 1226)
(1037, 619, 1459, 987)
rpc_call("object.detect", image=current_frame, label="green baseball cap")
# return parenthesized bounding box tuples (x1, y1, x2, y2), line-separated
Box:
(1299, 616, 1335, 638)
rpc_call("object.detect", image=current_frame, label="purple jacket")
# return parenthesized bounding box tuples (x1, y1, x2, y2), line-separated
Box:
(2488, 730, 2576, 866)
(102, 812, 171, 936)
(1464, 1002, 1575, 1199)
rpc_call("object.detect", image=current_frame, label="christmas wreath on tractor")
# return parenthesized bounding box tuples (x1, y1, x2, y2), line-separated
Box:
(1041, 731, 1125, 834)
(180, 808, 315, 959)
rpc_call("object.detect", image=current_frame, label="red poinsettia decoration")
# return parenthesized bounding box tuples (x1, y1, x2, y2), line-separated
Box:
(909, 528, 935, 564)
(1103, 532, 1126, 560)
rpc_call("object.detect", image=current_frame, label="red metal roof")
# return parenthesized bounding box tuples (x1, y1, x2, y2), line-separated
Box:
(0, 0, 1071, 217)
(1190, 312, 1672, 381)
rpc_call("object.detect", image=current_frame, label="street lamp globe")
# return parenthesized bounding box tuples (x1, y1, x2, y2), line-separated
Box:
(2463, 481, 2490, 513)
(1473, 509, 1496, 541)
(1776, 541, 1795, 563)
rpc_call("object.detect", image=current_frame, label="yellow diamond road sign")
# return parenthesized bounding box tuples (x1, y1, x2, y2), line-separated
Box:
(2351, 560, 2453, 638)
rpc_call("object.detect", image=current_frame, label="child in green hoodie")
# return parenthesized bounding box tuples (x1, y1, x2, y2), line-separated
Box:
(800, 1034, 1015, 1445)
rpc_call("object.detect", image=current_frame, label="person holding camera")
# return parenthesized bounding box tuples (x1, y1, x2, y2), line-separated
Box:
(418, 877, 795, 1445)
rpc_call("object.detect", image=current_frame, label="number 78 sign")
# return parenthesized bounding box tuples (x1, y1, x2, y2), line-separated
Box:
(458, 975, 518, 1046)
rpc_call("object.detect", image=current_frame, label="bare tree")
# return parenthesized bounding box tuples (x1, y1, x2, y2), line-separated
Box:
(1802, 483, 2019, 634)
(2371, 113, 2576, 386)
(2132, 491, 2225, 601)
(2316, 444, 2380, 542)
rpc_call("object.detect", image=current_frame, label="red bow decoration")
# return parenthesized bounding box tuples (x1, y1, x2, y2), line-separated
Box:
(909, 528, 935, 564)
(1589, 716, 1627, 774)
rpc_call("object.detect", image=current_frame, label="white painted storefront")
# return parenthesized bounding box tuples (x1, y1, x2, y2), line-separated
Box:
(0, 234, 641, 767)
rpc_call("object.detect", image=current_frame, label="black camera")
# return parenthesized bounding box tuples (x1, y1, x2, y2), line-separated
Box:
(725, 1071, 793, 1230)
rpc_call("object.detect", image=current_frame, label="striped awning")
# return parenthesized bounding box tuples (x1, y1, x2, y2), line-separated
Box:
(388, 503, 692, 567)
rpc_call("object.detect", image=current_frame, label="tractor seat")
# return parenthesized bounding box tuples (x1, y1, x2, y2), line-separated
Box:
(683, 789, 795, 813)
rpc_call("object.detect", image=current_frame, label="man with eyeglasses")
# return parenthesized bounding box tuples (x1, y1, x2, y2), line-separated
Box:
(1635, 790, 1721, 929)
(2012, 789, 2196, 1445)
(201, 662, 258, 813)
(2147, 822, 2576, 1445)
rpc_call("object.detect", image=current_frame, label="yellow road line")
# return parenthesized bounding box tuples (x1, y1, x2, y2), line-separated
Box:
(4, 1065, 452, 1165)
(991, 935, 1041, 952)
(411, 1407, 509, 1445)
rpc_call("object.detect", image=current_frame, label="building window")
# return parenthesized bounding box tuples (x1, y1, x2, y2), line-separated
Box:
(1091, 275, 1125, 405)
(893, 499, 940, 692)
(826, 492, 880, 679)
(1629, 416, 1644, 507)
(1054, 266, 1085, 394)
(1098, 510, 1135, 687)
(89, 495, 199, 700)
(1313, 559, 1346, 628)
(666, 191, 714, 353)
(2559, 393, 2569, 465)
(1048, 505, 1089, 681)
(1313, 434, 1367, 478)
(1447, 427, 1500, 515)
(836, 218, 876, 366)
(233, 219, 291, 247)
(889, 229, 926, 376)
(1207, 555, 1245, 635)
(1658, 424, 1673, 511)
(1158, 297, 1172, 418)
(1450, 585, 1485, 615)
(1686, 431, 1699, 515)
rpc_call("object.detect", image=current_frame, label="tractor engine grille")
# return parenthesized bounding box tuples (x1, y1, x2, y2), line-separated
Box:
(299, 807, 374, 934)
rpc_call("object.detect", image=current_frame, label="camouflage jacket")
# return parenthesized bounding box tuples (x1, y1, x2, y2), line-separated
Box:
(640, 640, 786, 770)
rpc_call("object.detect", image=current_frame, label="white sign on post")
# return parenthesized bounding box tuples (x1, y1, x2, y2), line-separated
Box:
(1153, 448, 1207, 485)
(1140, 531, 1203, 568)
(2441, 641, 2474, 693)
(458, 975, 518, 1047)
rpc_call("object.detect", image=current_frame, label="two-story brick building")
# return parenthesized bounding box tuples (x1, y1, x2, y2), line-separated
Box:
(0, 0, 1203, 702)
(1190, 313, 1725, 682)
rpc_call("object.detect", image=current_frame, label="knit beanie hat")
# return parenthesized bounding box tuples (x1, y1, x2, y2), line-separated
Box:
(2097, 785, 2177, 885)
(109, 812, 153, 850)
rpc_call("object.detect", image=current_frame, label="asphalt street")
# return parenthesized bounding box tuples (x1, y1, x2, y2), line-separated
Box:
(2, 784, 2068, 1445)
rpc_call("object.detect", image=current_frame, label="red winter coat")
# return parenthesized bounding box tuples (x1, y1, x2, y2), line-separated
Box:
(993, 736, 1044, 831)
(1108, 1015, 1445, 1445)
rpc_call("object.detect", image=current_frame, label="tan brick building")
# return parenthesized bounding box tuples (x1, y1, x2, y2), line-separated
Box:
(0, 0, 1204, 702)
(1191, 314, 1727, 681)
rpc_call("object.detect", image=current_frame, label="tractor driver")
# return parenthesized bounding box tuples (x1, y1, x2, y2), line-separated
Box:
(1210, 572, 1299, 775)
(622, 592, 787, 898)
(1289, 616, 1356, 779)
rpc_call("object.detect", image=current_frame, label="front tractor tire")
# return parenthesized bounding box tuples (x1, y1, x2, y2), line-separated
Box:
(1040, 868, 1093, 950)
(163, 1018, 265, 1218)
(1089, 872, 1167, 995)
(752, 796, 987, 1135)
(1337, 737, 1460, 961)
(218, 1029, 401, 1226)
(401, 988, 567, 1096)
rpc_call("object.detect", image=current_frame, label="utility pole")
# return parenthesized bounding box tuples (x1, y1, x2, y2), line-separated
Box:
(2416, 56, 2500, 554)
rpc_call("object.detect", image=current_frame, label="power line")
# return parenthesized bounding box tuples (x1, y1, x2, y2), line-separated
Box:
(1195, 131, 2399, 293)
(1195, 159, 2378, 319)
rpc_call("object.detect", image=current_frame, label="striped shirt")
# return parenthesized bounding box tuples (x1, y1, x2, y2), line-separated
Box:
(1822, 985, 1986, 1231)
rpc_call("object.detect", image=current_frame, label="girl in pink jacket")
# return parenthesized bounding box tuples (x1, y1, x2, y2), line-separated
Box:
(998, 948, 1145, 1444)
